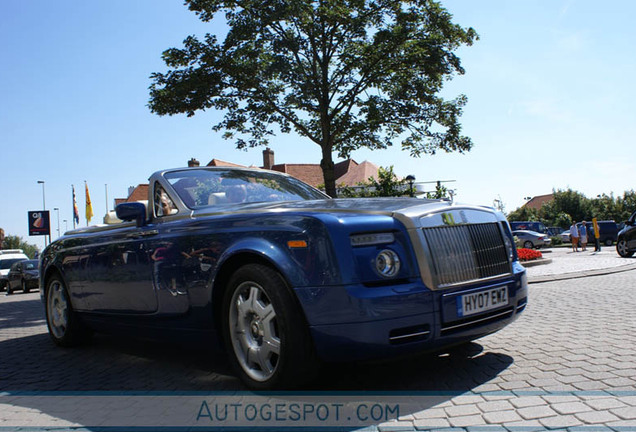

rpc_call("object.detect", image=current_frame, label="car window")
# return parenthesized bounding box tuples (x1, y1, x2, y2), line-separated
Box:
(154, 183, 178, 217)
(24, 261, 38, 270)
(0, 258, 26, 270)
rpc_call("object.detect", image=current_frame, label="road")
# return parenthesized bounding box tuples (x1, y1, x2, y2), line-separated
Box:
(1, 270, 635, 430)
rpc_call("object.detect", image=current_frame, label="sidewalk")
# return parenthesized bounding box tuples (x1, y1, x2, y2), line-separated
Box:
(524, 246, 636, 283)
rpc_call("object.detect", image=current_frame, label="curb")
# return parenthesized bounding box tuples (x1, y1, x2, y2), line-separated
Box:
(520, 258, 552, 268)
(528, 262, 636, 284)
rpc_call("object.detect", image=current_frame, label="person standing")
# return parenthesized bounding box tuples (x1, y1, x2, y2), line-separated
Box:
(592, 217, 601, 252)
(570, 221, 580, 252)
(579, 221, 588, 251)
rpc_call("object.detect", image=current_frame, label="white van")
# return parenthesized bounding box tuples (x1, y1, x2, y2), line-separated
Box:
(0, 249, 29, 291)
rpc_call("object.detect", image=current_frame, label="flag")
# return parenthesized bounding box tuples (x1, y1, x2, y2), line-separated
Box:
(85, 181, 94, 224)
(72, 185, 80, 226)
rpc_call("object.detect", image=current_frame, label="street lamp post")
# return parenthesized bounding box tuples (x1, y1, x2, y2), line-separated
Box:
(405, 175, 416, 198)
(63, 219, 68, 232)
(37, 180, 48, 246)
(53, 207, 60, 239)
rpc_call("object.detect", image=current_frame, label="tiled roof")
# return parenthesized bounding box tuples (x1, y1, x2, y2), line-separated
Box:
(206, 159, 247, 167)
(334, 159, 358, 179)
(271, 164, 325, 188)
(125, 184, 149, 203)
(336, 160, 380, 186)
(524, 194, 554, 210)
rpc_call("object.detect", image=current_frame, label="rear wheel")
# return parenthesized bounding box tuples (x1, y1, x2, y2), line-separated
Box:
(605, 239, 613, 247)
(616, 239, 634, 258)
(45, 275, 91, 346)
(523, 241, 534, 249)
(222, 264, 318, 390)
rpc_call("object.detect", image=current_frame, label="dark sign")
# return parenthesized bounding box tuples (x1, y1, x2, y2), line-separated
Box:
(28, 211, 50, 236)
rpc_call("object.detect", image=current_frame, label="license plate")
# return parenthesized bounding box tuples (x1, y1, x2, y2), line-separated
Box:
(457, 286, 508, 317)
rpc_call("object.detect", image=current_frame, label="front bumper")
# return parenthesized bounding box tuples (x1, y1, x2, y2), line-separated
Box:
(295, 264, 528, 362)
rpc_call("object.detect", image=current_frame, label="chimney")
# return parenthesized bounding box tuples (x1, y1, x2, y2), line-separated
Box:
(263, 148, 275, 170)
(188, 158, 200, 167)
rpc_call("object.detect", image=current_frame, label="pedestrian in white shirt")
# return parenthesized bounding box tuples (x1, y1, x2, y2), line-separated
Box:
(570, 222, 580, 252)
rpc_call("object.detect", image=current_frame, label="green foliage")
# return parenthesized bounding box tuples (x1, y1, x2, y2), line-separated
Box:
(149, 0, 477, 197)
(339, 166, 409, 198)
(508, 188, 636, 229)
(368, 166, 410, 197)
(539, 189, 591, 225)
(550, 236, 563, 246)
(426, 183, 450, 200)
(2, 235, 40, 259)
(507, 206, 539, 222)
(553, 212, 572, 229)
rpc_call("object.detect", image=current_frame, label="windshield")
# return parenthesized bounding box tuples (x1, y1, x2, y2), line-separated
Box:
(165, 169, 329, 209)
(0, 258, 26, 270)
(23, 260, 39, 270)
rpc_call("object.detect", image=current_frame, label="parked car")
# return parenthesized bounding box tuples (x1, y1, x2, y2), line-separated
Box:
(560, 230, 571, 243)
(0, 249, 29, 291)
(616, 211, 636, 257)
(39, 167, 527, 389)
(584, 221, 618, 246)
(6, 259, 40, 294)
(513, 230, 552, 249)
(509, 221, 548, 235)
(547, 227, 564, 237)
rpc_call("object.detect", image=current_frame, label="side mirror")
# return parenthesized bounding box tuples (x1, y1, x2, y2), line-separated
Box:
(115, 202, 147, 227)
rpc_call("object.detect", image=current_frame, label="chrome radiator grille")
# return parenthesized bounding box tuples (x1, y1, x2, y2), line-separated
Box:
(422, 223, 511, 287)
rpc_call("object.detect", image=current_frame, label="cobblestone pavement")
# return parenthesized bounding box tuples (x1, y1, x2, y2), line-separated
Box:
(1, 268, 635, 431)
(525, 247, 636, 283)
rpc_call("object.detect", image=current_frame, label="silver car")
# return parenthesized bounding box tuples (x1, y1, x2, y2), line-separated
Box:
(513, 230, 552, 249)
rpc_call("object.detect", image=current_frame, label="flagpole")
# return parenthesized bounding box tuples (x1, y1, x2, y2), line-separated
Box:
(105, 184, 109, 213)
(72, 185, 76, 229)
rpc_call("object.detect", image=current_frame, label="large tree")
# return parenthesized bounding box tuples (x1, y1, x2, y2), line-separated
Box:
(2, 235, 40, 259)
(149, 0, 477, 197)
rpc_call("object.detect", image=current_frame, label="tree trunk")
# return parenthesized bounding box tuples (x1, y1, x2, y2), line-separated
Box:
(320, 145, 337, 198)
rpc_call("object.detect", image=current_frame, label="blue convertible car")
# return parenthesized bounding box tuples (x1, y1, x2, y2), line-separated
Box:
(41, 167, 527, 389)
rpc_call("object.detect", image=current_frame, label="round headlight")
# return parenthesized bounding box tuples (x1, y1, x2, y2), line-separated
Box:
(503, 234, 515, 261)
(375, 249, 401, 278)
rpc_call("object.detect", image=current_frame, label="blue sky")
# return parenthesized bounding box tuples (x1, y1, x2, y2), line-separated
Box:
(2, 0, 635, 250)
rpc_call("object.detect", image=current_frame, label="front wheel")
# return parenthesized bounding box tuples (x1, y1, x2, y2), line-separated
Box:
(616, 239, 634, 258)
(45, 275, 91, 346)
(605, 239, 613, 247)
(222, 264, 318, 390)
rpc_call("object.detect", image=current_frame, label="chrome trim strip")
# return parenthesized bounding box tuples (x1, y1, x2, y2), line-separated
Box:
(441, 308, 513, 332)
(389, 330, 431, 341)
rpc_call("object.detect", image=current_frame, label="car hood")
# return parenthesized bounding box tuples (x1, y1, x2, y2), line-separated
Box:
(194, 198, 502, 225)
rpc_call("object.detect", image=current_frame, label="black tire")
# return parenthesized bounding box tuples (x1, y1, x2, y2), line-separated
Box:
(221, 264, 318, 390)
(605, 239, 613, 247)
(523, 241, 534, 249)
(616, 239, 634, 258)
(22, 279, 30, 294)
(44, 275, 92, 347)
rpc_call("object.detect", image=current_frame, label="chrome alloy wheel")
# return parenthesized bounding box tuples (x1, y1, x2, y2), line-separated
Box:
(229, 282, 281, 382)
(47, 280, 69, 339)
